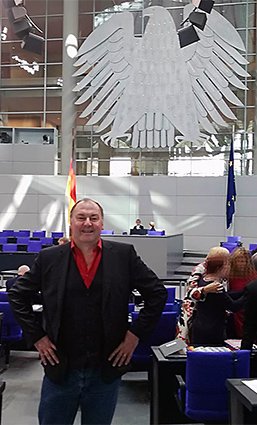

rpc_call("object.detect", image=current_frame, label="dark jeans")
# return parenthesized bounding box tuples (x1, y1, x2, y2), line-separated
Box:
(38, 367, 121, 425)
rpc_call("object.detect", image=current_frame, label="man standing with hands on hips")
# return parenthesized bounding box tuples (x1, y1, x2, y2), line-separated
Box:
(8, 198, 167, 425)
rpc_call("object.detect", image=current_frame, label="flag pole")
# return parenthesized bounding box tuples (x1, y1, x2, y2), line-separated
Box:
(226, 130, 236, 236)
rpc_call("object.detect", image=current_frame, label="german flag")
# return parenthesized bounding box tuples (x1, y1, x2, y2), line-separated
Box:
(66, 157, 77, 223)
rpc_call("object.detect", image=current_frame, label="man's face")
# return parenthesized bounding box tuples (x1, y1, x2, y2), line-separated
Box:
(70, 201, 103, 247)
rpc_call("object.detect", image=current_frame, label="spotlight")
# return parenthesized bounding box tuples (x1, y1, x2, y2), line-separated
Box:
(9, 5, 27, 22)
(189, 10, 207, 31)
(192, 0, 214, 14)
(11, 18, 31, 38)
(3, 0, 23, 8)
(178, 25, 200, 48)
(21, 32, 44, 55)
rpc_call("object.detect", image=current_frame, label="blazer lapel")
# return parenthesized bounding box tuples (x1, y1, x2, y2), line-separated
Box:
(101, 240, 114, 314)
(50, 243, 71, 340)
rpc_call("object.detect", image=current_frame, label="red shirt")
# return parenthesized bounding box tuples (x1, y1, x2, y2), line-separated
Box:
(71, 239, 102, 288)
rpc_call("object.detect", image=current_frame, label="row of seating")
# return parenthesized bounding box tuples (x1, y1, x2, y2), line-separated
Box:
(0, 241, 53, 253)
(0, 230, 63, 238)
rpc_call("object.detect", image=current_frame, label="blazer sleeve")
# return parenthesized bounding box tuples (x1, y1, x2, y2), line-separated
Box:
(8, 253, 46, 347)
(241, 282, 257, 349)
(128, 245, 167, 340)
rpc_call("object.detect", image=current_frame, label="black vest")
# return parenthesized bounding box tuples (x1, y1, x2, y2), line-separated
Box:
(58, 253, 104, 369)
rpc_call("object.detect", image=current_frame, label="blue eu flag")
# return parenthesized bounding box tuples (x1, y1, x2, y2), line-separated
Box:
(226, 140, 236, 229)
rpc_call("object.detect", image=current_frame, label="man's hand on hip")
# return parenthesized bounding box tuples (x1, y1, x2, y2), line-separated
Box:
(108, 330, 139, 367)
(34, 335, 59, 366)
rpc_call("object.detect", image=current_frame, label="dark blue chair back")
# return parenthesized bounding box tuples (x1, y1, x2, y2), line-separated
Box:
(101, 230, 114, 235)
(13, 230, 30, 237)
(166, 286, 176, 303)
(0, 237, 7, 245)
(51, 231, 64, 239)
(131, 311, 177, 370)
(220, 242, 238, 253)
(148, 230, 165, 236)
(0, 230, 14, 236)
(0, 302, 23, 341)
(227, 236, 241, 243)
(16, 236, 30, 244)
(27, 240, 42, 252)
(0, 293, 9, 302)
(32, 231, 46, 238)
(2, 244, 17, 252)
(40, 237, 53, 245)
(249, 243, 257, 252)
(185, 350, 250, 423)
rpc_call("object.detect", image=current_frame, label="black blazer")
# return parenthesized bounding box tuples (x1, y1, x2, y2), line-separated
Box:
(8, 240, 167, 360)
(241, 279, 257, 349)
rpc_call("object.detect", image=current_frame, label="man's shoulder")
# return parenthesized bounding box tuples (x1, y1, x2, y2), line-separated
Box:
(39, 242, 70, 257)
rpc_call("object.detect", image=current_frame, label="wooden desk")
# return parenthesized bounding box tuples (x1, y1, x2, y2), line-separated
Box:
(150, 346, 186, 425)
(226, 379, 257, 425)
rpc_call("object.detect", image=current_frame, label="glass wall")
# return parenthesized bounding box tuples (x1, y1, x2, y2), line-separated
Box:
(0, 0, 256, 176)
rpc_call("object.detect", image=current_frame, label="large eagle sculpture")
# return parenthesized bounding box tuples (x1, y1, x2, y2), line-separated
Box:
(73, 3, 249, 149)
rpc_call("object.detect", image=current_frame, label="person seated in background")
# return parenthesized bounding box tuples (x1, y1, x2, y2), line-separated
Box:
(228, 247, 257, 338)
(58, 236, 70, 245)
(133, 219, 144, 230)
(148, 221, 156, 231)
(6, 265, 42, 304)
(6, 265, 30, 292)
(177, 247, 230, 344)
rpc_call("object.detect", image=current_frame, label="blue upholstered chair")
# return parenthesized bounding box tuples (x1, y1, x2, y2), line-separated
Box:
(220, 242, 238, 253)
(51, 231, 64, 239)
(166, 286, 176, 303)
(249, 243, 257, 252)
(16, 236, 30, 244)
(13, 230, 30, 237)
(131, 311, 177, 371)
(0, 230, 14, 236)
(176, 350, 250, 424)
(32, 231, 46, 238)
(0, 302, 23, 365)
(148, 230, 165, 236)
(0, 293, 9, 302)
(101, 230, 114, 235)
(2, 244, 17, 252)
(0, 237, 7, 245)
(27, 240, 42, 252)
(40, 237, 53, 245)
(227, 236, 241, 243)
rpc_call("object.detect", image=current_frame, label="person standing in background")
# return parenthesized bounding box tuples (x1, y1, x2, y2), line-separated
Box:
(8, 198, 167, 425)
(228, 247, 257, 338)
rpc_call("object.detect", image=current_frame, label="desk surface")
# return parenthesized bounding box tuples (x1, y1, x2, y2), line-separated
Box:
(151, 346, 187, 362)
(226, 379, 257, 411)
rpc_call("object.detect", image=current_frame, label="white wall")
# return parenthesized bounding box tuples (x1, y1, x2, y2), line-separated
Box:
(0, 174, 255, 253)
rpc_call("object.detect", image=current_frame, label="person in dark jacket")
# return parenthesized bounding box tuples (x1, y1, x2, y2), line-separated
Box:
(8, 198, 167, 425)
(5, 265, 30, 292)
(241, 279, 257, 350)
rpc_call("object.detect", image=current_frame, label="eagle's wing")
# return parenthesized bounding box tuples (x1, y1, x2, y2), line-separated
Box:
(73, 12, 135, 136)
(182, 4, 249, 135)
